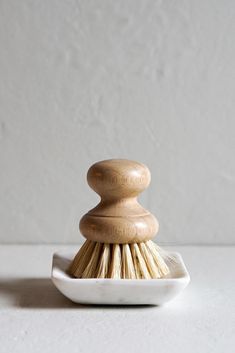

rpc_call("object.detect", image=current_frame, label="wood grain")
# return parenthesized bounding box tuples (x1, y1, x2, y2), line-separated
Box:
(79, 159, 159, 243)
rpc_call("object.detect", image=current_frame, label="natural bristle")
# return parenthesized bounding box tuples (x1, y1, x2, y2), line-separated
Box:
(69, 240, 170, 279)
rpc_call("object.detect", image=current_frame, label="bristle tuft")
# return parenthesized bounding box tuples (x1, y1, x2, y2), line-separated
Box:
(138, 242, 161, 278)
(145, 241, 170, 277)
(122, 244, 136, 279)
(128, 244, 145, 278)
(96, 244, 111, 278)
(69, 240, 95, 278)
(109, 244, 122, 278)
(81, 242, 102, 278)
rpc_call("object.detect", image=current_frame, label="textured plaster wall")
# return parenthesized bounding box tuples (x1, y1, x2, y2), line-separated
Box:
(0, 0, 234, 244)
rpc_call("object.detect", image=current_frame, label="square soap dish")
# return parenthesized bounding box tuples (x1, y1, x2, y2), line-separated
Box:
(51, 250, 190, 305)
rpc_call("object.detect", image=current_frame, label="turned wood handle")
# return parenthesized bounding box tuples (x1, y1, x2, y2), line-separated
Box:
(79, 159, 159, 243)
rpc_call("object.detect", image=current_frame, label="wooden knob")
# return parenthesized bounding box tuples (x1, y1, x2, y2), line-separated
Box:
(79, 159, 159, 243)
(87, 159, 151, 199)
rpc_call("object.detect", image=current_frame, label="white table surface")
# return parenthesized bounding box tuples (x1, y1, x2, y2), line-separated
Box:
(0, 245, 234, 353)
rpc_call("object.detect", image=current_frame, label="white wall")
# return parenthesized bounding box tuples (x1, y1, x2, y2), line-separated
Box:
(0, 0, 234, 244)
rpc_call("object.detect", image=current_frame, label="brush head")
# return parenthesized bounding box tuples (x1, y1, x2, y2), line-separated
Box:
(69, 240, 170, 279)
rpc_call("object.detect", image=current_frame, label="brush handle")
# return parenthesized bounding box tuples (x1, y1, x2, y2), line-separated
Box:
(79, 159, 159, 243)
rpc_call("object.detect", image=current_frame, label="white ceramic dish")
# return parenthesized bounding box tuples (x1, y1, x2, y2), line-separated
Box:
(51, 251, 190, 305)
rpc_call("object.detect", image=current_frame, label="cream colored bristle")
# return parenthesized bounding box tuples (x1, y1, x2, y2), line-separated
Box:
(109, 244, 122, 278)
(145, 240, 170, 277)
(81, 242, 103, 278)
(122, 244, 136, 279)
(130, 243, 151, 279)
(96, 244, 111, 278)
(138, 242, 161, 278)
(69, 240, 95, 278)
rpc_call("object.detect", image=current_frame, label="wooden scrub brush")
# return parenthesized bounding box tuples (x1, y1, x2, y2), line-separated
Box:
(69, 159, 170, 279)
